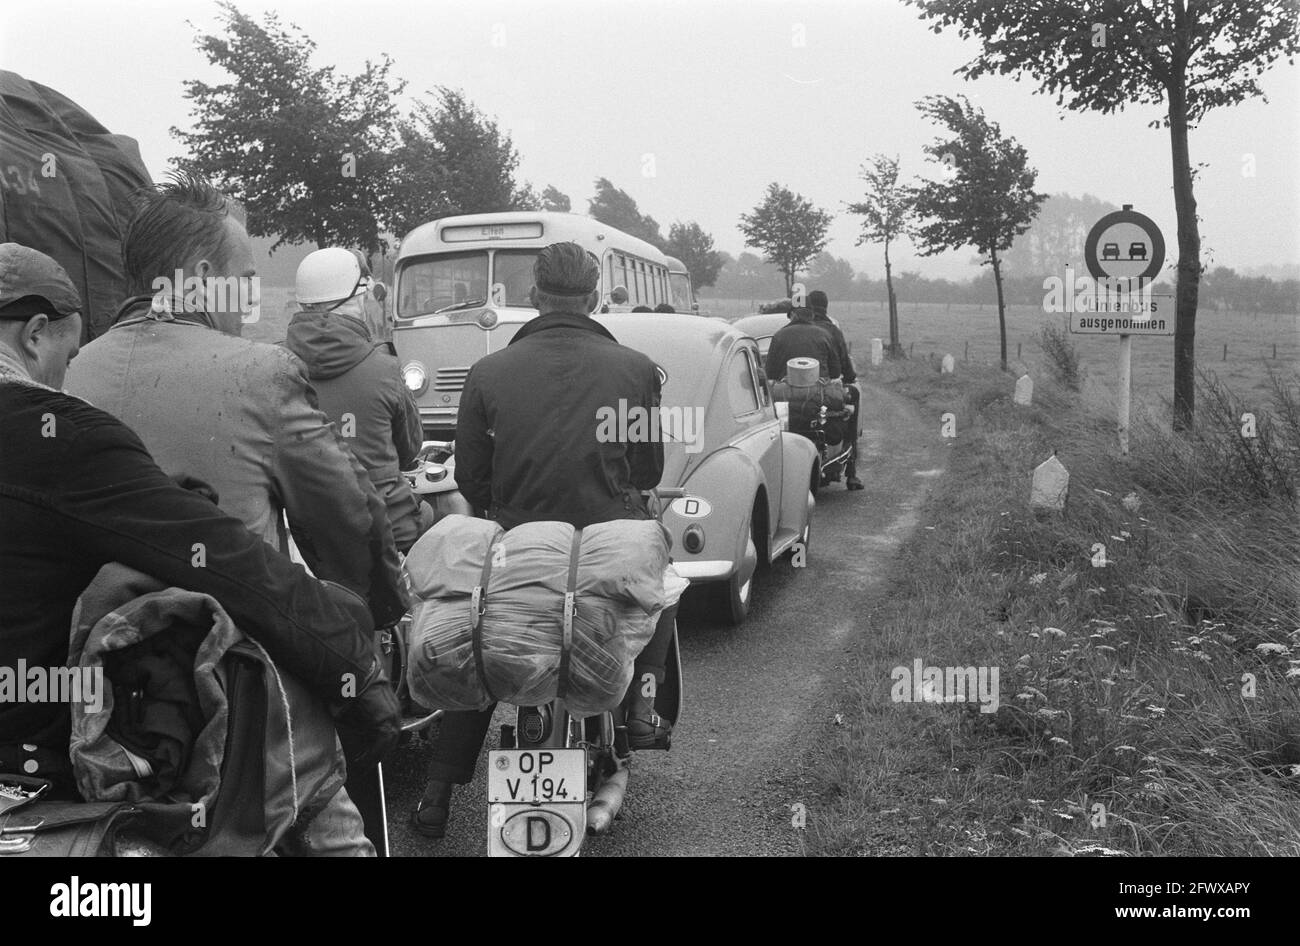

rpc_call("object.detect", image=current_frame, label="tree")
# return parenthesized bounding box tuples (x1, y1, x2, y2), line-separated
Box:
(587, 178, 666, 249)
(738, 183, 834, 297)
(911, 1, 1300, 424)
(172, 2, 405, 258)
(540, 185, 571, 212)
(385, 88, 534, 240)
(910, 95, 1046, 371)
(807, 252, 857, 302)
(846, 154, 914, 355)
(666, 221, 725, 290)
(999, 193, 1119, 277)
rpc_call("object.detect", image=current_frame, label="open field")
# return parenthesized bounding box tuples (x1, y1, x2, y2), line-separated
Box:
(248, 286, 1297, 423)
(701, 297, 1299, 420)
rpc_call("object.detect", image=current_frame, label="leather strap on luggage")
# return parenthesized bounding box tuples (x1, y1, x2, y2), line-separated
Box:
(556, 527, 584, 704)
(470, 535, 498, 703)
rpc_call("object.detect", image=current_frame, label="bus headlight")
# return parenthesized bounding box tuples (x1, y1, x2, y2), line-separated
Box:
(403, 361, 428, 395)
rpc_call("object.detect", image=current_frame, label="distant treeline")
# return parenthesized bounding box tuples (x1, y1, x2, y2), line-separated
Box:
(701, 250, 1300, 315)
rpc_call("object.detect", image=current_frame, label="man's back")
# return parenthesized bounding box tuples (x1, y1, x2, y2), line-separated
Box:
(766, 320, 840, 381)
(454, 311, 663, 531)
(66, 309, 402, 621)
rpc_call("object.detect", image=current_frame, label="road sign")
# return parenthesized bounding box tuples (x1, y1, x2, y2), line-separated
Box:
(1068, 294, 1175, 336)
(1078, 205, 1168, 457)
(1084, 204, 1165, 284)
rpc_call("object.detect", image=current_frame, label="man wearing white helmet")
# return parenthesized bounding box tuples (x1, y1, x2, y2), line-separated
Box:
(286, 247, 432, 553)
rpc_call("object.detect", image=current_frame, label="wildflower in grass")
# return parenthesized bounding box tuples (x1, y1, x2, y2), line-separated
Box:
(1255, 642, 1289, 656)
(1028, 572, 1047, 586)
(1096, 645, 1117, 653)
(1115, 745, 1136, 752)
(1121, 492, 1141, 512)
(1028, 798, 1045, 805)
(1044, 627, 1065, 638)
(1050, 736, 1069, 746)
(1147, 706, 1167, 716)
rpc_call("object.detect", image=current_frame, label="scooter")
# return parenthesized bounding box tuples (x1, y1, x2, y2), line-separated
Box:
(393, 452, 685, 856)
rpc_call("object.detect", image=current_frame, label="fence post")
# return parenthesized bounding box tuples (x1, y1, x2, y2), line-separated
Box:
(964, 340, 969, 361)
(1017, 342, 1022, 360)
(909, 342, 914, 357)
(1223, 343, 1228, 361)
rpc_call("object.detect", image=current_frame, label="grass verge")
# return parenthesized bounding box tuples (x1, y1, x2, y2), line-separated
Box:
(808, 357, 1300, 856)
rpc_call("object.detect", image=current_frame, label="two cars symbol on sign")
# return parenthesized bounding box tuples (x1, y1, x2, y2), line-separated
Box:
(1084, 205, 1165, 283)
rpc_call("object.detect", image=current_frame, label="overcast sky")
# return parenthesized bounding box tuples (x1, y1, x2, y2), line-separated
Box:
(4, 0, 1298, 279)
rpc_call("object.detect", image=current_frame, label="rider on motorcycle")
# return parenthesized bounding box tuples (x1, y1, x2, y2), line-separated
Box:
(286, 247, 435, 554)
(411, 241, 678, 837)
(807, 290, 863, 490)
(763, 304, 840, 383)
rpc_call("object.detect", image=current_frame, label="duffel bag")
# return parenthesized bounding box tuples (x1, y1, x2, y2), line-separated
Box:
(404, 515, 672, 718)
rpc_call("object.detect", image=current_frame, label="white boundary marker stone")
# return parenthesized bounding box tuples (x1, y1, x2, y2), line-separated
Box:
(1014, 375, 1033, 406)
(1031, 453, 1069, 512)
(871, 338, 883, 366)
(941, 354, 954, 374)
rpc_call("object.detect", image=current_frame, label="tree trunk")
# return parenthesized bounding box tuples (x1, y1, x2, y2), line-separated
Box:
(885, 240, 900, 354)
(991, 248, 1008, 372)
(1168, 76, 1201, 432)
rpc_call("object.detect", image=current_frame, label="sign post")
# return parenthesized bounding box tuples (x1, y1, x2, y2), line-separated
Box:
(1075, 205, 1169, 456)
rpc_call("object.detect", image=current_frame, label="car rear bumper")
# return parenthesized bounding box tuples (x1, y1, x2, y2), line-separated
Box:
(669, 559, 735, 582)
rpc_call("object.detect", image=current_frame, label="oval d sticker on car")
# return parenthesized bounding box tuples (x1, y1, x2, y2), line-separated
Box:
(500, 809, 577, 856)
(670, 496, 712, 519)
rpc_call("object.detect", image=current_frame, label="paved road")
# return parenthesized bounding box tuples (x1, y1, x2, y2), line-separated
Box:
(383, 383, 947, 857)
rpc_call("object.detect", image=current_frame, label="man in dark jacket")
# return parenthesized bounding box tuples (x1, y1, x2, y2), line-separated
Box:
(286, 247, 431, 552)
(808, 290, 863, 490)
(0, 244, 398, 843)
(412, 242, 672, 837)
(764, 305, 840, 382)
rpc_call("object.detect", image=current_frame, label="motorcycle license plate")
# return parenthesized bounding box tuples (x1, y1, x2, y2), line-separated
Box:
(487, 749, 586, 857)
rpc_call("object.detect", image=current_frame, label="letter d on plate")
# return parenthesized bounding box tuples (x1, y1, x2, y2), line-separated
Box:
(501, 809, 576, 856)
(670, 497, 712, 519)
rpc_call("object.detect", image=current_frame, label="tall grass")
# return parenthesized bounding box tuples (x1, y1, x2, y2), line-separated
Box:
(810, 358, 1300, 856)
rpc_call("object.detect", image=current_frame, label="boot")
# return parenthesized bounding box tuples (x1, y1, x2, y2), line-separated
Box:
(411, 779, 455, 839)
(623, 673, 672, 751)
(845, 461, 864, 491)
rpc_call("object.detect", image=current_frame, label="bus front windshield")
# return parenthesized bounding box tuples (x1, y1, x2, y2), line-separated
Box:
(669, 273, 693, 311)
(397, 249, 541, 318)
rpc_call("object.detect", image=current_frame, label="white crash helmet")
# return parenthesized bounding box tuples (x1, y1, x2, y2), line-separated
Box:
(295, 247, 372, 307)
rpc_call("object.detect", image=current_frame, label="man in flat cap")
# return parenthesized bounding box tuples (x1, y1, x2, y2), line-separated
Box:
(0, 243, 398, 853)
(413, 241, 676, 837)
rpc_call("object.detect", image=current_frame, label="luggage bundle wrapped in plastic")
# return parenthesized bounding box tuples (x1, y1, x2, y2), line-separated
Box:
(403, 514, 687, 718)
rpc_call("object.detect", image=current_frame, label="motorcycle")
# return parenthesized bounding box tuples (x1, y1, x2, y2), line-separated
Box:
(393, 448, 685, 856)
(772, 382, 861, 491)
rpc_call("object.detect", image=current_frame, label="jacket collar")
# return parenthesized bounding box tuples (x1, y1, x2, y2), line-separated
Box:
(508, 310, 619, 346)
(113, 294, 220, 331)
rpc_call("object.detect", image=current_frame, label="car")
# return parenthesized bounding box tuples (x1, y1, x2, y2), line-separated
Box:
(1102, 242, 1121, 260)
(1128, 242, 1147, 260)
(591, 312, 818, 625)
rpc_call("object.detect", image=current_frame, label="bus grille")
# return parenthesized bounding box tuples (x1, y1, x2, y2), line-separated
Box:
(434, 367, 471, 392)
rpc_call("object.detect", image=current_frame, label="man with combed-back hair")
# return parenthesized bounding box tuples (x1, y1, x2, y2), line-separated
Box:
(65, 173, 407, 851)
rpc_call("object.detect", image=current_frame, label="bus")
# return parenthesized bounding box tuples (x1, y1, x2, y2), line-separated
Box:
(664, 255, 700, 314)
(393, 211, 675, 437)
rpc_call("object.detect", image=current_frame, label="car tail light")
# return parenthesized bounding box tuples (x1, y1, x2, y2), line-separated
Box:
(683, 525, 705, 554)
